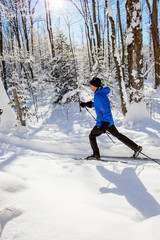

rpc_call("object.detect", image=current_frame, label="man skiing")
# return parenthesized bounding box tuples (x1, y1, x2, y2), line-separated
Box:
(80, 77, 142, 160)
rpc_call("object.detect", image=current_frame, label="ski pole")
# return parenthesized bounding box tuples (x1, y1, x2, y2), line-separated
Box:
(139, 151, 160, 166)
(85, 107, 115, 144)
(85, 106, 96, 121)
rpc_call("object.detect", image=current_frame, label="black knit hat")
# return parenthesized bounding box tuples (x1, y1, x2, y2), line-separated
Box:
(90, 77, 101, 88)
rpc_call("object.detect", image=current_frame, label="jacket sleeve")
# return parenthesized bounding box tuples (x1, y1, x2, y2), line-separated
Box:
(94, 96, 103, 126)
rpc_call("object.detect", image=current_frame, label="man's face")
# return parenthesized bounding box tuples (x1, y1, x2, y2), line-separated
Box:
(90, 85, 98, 92)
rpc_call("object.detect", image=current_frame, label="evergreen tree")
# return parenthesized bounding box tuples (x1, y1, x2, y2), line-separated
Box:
(49, 31, 78, 104)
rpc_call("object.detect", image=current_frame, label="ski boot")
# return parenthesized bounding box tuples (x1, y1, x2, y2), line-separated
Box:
(133, 146, 143, 158)
(87, 154, 100, 160)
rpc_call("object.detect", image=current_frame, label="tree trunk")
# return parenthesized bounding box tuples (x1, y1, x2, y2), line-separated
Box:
(81, 0, 95, 64)
(92, 0, 101, 54)
(106, 14, 111, 69)
(146, 0, 160, 88)
(126, 0, 143, 103)
(28, 0, 40, 55)
(20, 0, 34, 79)
(12, 88, 26, 126)
(117, 0, 125, 83)
(0, 11, 7, 91)
(44, 0, 55, 58)
(105, 0, 128, 115)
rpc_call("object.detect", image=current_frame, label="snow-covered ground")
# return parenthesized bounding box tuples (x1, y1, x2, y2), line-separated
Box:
(0, 97, 160, 240)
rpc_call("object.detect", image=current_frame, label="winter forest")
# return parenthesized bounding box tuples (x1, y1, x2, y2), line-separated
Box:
(1, 1, 160, 239)
(0, 0, 160, 124)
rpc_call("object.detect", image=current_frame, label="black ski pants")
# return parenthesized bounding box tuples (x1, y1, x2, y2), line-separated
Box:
(89, 124, 138, 156)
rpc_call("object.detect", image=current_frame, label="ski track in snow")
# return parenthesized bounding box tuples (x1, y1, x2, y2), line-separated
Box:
(0, 104, 160, 240)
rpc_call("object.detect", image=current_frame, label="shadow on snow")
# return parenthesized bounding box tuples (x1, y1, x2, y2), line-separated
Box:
(97, 166, 160, 219)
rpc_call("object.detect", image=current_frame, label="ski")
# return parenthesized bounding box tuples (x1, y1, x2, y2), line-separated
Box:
(74, 155, 160, 164)
(75, 157, 128, 164)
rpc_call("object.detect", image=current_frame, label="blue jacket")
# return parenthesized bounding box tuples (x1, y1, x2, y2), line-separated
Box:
(92, 87, 114, 127)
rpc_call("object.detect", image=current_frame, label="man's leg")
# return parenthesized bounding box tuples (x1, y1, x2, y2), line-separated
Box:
(89, 126, 102, 157)
(106, 124, 139, 151)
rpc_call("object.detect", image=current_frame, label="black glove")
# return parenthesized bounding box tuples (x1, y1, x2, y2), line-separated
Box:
(80, 102, 86, 108)
(80, 101, 92, 108)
